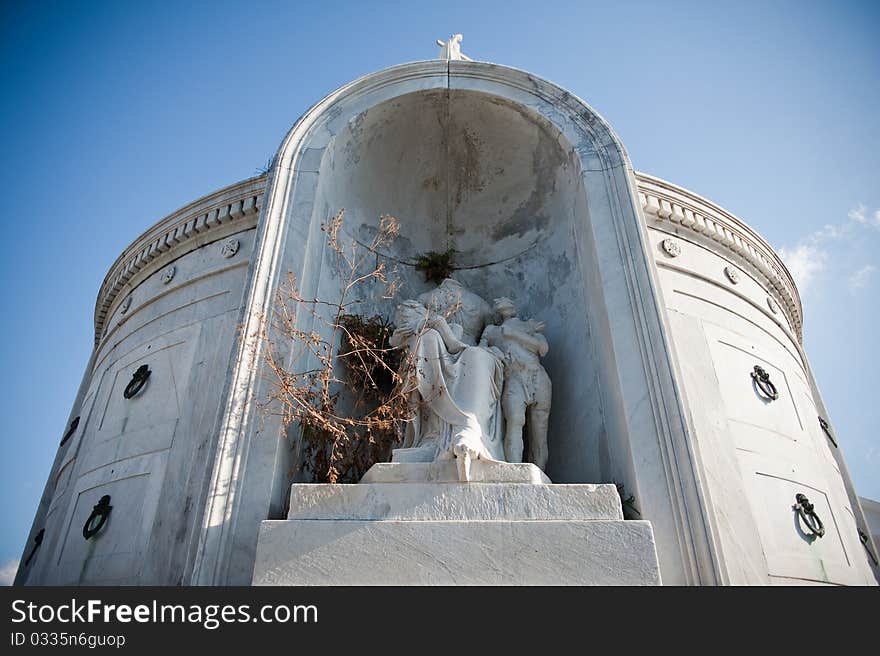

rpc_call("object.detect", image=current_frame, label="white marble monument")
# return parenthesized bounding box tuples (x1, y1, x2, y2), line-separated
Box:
(17, 37, 878, 586)
(252, 275, 662, 585)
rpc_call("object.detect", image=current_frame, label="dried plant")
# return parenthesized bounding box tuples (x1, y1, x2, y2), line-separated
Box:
(414, 249, 456, 284)
(255, 155, 276, 176)
(257, 210, 420, 483)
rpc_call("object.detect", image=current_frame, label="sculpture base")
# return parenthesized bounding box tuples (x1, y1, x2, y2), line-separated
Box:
(362, 460, 551, 484)
(252, 468, 661, 585)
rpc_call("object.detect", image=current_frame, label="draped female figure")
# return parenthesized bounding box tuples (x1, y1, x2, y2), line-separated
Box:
(390, 278, 505, 479)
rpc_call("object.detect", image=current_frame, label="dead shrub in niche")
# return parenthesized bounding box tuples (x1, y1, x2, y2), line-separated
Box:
(257, 210, 415, 483)
(414, 249, 456, 284)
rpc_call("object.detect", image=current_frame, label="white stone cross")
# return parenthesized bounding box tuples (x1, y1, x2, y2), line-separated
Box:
(436, 34, 472, 61)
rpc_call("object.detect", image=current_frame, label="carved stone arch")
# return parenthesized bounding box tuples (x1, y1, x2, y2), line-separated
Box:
(191, 60, 723, 586)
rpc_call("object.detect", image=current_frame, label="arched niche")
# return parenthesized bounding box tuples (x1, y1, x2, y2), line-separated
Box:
(310, 87, 600, 485)
(196, 61, 721, 587)
(322, 89, 577, 267)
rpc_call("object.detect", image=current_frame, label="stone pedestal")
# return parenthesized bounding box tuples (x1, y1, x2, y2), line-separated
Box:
(252, 463, 661, 585)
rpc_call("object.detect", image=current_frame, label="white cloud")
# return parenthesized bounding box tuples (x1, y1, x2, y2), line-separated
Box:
(0, 559, 19, 586)
(779, 243, 828, 293)
(779, 203, 880, 294)
(848, 264, 876, 293)
(848, 203, 880, 229)
(848, 203, 867, 224)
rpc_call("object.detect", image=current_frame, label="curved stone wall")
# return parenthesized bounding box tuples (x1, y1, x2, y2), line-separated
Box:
(16, 109, 878, 585)
(638, 174, 802, 341)
(638, 172, 877, 584)
(94, 176, 265, 345)
(17, 178, 263, 585)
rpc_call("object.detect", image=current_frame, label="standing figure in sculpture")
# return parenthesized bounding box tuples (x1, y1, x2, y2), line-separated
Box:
(481, 297, 551, 470)
(389, 278, 505, 481)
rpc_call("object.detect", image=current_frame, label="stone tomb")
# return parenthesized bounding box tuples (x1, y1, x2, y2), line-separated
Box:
(253, 266, 660, 585)
(252, 457, 661, 585)
(250, 60, 665, 586)
(17, 40, 879, 587)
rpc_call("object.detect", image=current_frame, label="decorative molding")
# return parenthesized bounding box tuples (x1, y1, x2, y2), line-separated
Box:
(661, 238, 681, 258)
(220, 239, 240, 259)
(119, 295, 132, 315)
(635, 172, 803, 341)
(93, 176, 266, 345)
(161, 266, 176, 285)
(724, 266, 740, 285)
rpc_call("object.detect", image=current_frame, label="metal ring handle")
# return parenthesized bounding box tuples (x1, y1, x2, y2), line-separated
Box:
(860, 529, 879, 566)
(818, 417, 838, 448)
(123, 364, 151, 399)
(82, 495, 112, 540)
(751, 365, 779, 401)
(60, 416, 80, 447)
(24, 528, 44, 566)
(794, 493, 825, 538)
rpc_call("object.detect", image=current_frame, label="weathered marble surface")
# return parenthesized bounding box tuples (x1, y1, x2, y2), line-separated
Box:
(252, 478, 660, 585)
(361, 461, 550, 484)
(286, 482, 623, 521)
(253, 519, 660, 585)
(253, 461, 660, 585)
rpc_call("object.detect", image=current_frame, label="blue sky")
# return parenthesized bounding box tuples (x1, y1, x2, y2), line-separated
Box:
(0, 0, 877, 583)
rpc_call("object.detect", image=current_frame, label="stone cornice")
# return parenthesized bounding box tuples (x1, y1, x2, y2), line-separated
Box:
(93, 175, 267, 345)
(92, 171, 802, 349)
(635, 172, 803, 342)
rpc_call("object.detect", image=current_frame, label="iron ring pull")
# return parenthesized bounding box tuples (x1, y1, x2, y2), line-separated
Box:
(123, 364, 151, 399)
(794, 493, 825, 538)
(859, 529, 879, 566)
(24, 528, 44, 567)
(818, 417, 838, 448)
(60, 416, 80, 447)
(82, 495, 112, 540)
(751, 365, 779, 401)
